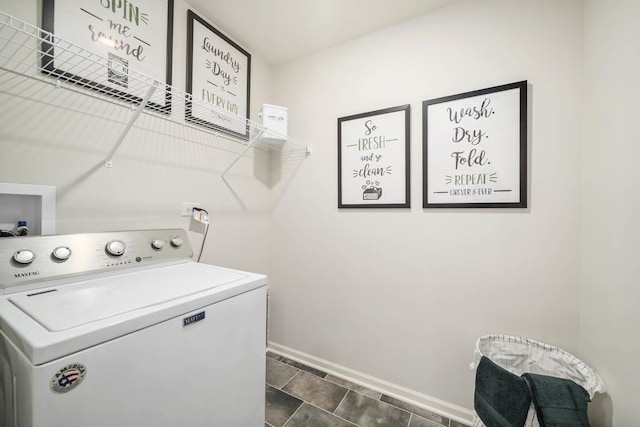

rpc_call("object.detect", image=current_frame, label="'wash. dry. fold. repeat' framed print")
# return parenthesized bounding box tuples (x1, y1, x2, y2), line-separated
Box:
(338, 104, 410, 208)
(186, 10, 251, 140)
(423, 81, 527, 208)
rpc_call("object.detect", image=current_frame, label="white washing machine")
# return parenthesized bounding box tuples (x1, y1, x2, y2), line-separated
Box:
(0, 228, 266, 427)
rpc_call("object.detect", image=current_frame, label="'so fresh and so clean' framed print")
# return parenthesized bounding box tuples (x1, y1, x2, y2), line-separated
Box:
(186, 10, 251, 140)
(41, 0, 174, 113)
(422, 81, 527, 208)
(338, 105, 410, 208)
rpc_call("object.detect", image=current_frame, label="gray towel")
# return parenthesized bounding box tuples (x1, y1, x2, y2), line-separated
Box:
(522, 373, 590, 427)
(474, 356, 531, 427)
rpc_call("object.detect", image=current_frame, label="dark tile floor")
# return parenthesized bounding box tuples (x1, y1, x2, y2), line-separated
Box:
(266, 352, 468, 427)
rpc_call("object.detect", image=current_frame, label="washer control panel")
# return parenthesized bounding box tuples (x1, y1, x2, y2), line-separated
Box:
(0, 229, 193, 293)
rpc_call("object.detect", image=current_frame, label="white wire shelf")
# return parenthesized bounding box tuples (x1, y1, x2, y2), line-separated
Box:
(0, 11, 310, 176)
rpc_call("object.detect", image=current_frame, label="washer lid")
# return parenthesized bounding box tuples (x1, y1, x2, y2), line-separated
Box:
(9, 264, 248, 331)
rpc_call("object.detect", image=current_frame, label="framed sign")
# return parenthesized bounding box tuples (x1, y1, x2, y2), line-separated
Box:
(338, 105, 410, 208)
(186, 10, 251, 140)
(422, 81, 527, 208)
(41, 0, 174, 113)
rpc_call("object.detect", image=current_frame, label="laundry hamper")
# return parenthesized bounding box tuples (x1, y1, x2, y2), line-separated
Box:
(469, 335, 604, 427)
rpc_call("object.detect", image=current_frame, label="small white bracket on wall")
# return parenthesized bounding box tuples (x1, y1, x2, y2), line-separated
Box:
(103, 83, 157, 168)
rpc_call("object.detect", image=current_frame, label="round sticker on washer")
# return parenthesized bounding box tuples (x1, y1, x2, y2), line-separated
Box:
(50, 363, 87, 393)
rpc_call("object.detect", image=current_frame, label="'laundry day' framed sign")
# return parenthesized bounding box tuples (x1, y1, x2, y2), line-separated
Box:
(186, 10, 251, 140)
(41, 0, 174, 113)
(422, 81, 527, 208)
(338, 105, 410, 208)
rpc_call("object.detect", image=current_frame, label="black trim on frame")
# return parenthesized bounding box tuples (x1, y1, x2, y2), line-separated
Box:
(40, 0, 174, 114)
(185, 9, 251, 140)
(422, 80, 527, 209)
(338, 104, 411, 209)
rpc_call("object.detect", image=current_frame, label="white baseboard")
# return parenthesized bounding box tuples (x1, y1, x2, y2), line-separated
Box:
(267, 341, 474, 426)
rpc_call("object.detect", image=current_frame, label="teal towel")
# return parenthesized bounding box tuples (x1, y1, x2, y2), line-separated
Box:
(522, 373, 590, 427)
(474, 356, 531, 427)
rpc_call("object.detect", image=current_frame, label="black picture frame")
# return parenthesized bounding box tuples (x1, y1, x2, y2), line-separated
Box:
(186, 10, 251, 140)
(41, 0, 174, 114)
(422, 81, 527, 208)
(338, 105, 411, 208)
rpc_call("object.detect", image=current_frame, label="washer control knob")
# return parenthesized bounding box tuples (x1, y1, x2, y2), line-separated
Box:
(151, 239, 165, 250)
(52, 246, 72, 261)
(13, 249, 36, 264)
(170, 236, 183, 248)
(105, 240, 126, 256)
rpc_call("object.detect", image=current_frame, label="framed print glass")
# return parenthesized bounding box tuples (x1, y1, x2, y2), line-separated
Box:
(423, 81, 527, 208)
(41, 0, 174, 113)
(338, 105, 410, 208)
(186, 10, 251, 140)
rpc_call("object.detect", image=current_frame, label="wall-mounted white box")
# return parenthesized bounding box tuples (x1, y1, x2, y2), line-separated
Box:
(0, 183, 56, 235)
(259, 104, 288, 142)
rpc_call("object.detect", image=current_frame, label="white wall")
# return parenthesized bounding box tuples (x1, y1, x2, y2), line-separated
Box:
(269, 0, 585, 411)
(581, 1, 640, 426)
(0, 0, 282, 274)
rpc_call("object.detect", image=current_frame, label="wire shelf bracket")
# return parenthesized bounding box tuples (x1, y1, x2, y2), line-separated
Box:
(104, 83, 157, 168)
(0, 11, 310, 176)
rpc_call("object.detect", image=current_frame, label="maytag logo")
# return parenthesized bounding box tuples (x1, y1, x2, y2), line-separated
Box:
(183, 311, 205, 327)
(14, 271, 40, 278)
